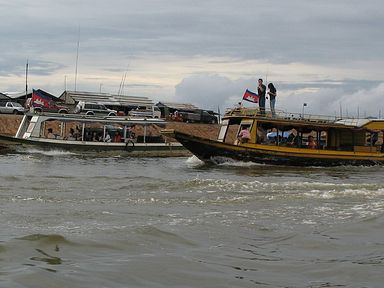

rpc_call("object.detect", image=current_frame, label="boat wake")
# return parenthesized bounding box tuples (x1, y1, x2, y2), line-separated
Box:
(210, 156, 266, 167)
(185, 155, 204, 167)
(185, 155, 266, 168)
(18, 147, 78, 156)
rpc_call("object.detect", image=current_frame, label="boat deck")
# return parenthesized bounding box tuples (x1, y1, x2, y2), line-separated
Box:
(225, 108, 341, 124)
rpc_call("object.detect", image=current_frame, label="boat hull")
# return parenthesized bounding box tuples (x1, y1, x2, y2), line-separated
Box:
(0, 134, 190, 157)
(171, 131, 384, 166)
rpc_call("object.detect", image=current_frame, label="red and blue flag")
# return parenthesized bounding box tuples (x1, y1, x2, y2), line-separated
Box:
(242, 89, 259, 103)
(31, 89, 54, 108)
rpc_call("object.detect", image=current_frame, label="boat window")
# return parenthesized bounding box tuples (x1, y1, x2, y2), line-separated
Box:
(237, 120, 253, 136)
(256, 124, 268, 144)
(218, 119, 229, 142)
(26, 123, 35, 134)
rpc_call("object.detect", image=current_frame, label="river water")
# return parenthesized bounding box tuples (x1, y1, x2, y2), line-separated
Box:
(0, 149, 383, 288)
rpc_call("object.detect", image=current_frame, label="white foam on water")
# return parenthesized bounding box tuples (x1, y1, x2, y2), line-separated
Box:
(217, 160, 266, 167)
(22, 148, 77, 156)
(185, 155, 203, 166)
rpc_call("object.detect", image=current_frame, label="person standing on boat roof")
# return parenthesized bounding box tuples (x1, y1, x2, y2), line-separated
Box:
(267, 83, 277, 117)
(257, 79, 266, 116)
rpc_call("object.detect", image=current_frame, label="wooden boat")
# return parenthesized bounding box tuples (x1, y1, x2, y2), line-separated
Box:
(0, 113, 188, 157)
(162, 108, 384, 166)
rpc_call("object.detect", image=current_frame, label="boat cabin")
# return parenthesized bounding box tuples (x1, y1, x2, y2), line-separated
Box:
(16, 113, 167, 144)
(219, 110, 384, 153)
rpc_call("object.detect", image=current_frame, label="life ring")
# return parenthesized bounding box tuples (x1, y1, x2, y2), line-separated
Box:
(125, 140, 135, 152)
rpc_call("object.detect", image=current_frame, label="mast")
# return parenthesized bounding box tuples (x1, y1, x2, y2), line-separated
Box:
(118, 64, 129, 95)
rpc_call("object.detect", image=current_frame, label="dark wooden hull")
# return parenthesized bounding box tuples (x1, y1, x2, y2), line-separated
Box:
(172, 131, 384, 166)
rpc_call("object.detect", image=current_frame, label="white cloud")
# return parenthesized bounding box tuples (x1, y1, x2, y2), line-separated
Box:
(175, 73, 249, 111)
(174, 72, 384, 118)
(273, 83, 384, 118)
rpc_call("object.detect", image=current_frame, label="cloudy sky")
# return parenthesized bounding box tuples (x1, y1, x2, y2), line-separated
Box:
(0, 0, 383, 117)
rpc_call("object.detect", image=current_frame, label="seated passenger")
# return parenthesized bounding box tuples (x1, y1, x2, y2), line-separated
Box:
(287, 132, 295, 144)
(307, 135, 317, 149)
(47, 128, 55, 139)
(368, 132, 378, 145)
(287, 132, 300, 147)
(112, 131, 122, 143)
(66, 128, 76, 141)
(104, 131, 112, 143)
(92, 132, 100, 142)
(127, 125, 136, 139)
(84, 131, 92, 141)
(238, 127, 251, 144)
(74, 126, 82, 140)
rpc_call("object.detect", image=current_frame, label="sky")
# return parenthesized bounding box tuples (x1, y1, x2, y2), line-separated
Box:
(0, 0, 383, 117)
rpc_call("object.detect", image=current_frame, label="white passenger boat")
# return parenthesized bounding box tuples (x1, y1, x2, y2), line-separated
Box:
(0, 113, 188, 157)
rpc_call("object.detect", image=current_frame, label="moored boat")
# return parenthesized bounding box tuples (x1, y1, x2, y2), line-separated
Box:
(0, 113, 189, 157)
(162, 108, 384, 166)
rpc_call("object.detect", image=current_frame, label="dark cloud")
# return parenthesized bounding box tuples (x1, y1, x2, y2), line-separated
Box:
(3, 0, 383, 63)
(0, 56, 64, 77)
(0, 0, 383, 114)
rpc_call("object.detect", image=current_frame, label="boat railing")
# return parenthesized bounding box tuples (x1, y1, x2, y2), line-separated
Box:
(24, 112, 166, 123)
(224, 108, 341, 123)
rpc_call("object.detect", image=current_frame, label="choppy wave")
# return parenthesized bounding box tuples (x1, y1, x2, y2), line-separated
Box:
(16, 234, 71, 244)
(1, 154, 384, 288)
(177, 177, 384, 196)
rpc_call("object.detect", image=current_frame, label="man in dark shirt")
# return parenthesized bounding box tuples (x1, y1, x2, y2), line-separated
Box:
(257, 78, 266, 116)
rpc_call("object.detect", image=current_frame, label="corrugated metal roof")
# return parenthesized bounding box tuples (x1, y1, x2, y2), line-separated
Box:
(3, 90, 33, 99)
(335, 118, 371, 127)
(59, 90, 154, 106)
(156, 102, 199, 111)
(0, 93, 11, 100)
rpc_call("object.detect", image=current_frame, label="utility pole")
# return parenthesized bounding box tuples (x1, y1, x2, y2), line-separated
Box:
(302, 103, 307, 118)
(25, 60, 29, 101)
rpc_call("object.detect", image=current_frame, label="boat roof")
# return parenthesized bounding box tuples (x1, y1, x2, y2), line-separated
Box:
(59, 90, 154, 107)
(224, 109, 384, 130)
(26, 112, 166, 125)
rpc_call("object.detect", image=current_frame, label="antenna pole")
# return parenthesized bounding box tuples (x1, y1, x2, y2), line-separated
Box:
(74, 26, 80, 91)
(339, 102, 342, 118)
